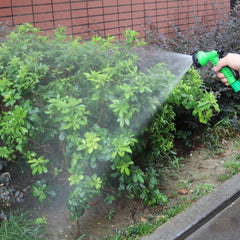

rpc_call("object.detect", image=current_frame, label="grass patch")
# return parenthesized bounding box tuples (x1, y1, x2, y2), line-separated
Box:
(0, 210, 46, 240)
(104, 198, 192, 240)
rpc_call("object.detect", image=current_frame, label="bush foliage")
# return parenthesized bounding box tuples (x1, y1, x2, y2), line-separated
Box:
(0, 24, 219, 221)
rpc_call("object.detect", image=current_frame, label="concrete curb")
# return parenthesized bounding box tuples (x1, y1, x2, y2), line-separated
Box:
(142, 173, 240, 240)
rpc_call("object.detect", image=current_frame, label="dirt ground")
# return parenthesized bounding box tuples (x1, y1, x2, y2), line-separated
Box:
(14, 137, 240, 240)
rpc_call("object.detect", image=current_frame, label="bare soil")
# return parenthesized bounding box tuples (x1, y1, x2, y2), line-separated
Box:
(12, 137, 240, 240)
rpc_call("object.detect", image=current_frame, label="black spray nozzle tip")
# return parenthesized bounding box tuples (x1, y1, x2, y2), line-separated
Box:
(192, 52, 201, 68)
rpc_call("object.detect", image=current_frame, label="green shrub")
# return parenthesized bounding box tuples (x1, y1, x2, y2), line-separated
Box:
(150, 67, 220, 156)
(0, 24, 219, 224)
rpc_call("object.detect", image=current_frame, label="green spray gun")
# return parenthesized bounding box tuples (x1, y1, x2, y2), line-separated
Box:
(192, 50, 240, 92)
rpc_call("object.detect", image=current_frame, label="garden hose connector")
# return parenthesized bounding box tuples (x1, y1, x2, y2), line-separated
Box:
(192, 50, 240, 93)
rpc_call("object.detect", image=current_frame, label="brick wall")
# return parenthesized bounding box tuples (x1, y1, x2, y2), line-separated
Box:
(0, 0, 231, 39)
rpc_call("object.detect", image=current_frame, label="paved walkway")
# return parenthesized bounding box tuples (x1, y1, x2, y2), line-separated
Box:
(142, 173, 240, 240)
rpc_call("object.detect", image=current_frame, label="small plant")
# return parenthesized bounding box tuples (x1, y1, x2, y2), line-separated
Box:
(104, 197, 192, 240)
(35, 217, 47, 225)
(104, 194, 116, 205)
(205, 117, 239, 152)
(225, 153, 240, 175)
(27, 154, 49, 175)
(104, 208, 116, 223)
(32, 180, 56, 203)
(193, 183, 215, 197)
(169, 156, 183, 173)
(0, 210, 46, 240)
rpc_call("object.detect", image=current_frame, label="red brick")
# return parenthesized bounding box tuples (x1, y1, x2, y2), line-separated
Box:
(12, 0, 32, 7)
(132, 4, 144, 11)
(119, 19, 132, 27)
(89, 22, 104, 32)
(71, 2, 87, 10)
(72, 9, 88, 18)
(53, 3, 70, 12)
(0, 8, 12, 17)
(149, 15, 157, 23)
(133, 17, 144, 25)
(157, 20, 168, 28)
(13, 15, 33, 24)
(88, 7, 103, 16)
(119, 12, 131, 20)
(72, 25, 83, 34)
(167, 1, 178, 8)
(52, 0, 68, 3)
(55, 19, 72, 28)
(104, 14, 118, 22)
(0, 17, 12, 25)
(156, 2, 167, 9)
(133, 25, 143, 32)
(105, 21, 119, 30)
(105, 28, 119, 37)
(33, 0, 51, 4)
(65, 27, 72, 35)
(168, 7, 178, 15)
(90, 15, 104, 23)
(178, 1, 189, 7)
(12, 6, 33, 15)
(88, 1, 102, 9)
(34, 13, 53, 22)
(120, 0, 131, 5)
(132, 11, 144, 19)
(158, 26, 169, 35)
(103, 0, 118, 7)
(157, 8, 167, 16)
(0, 0, 11, 8)
(145, 2, 157, 11)
(146, 9, 157, 17)
(132, 0, 144, 4)
(35, 20, 54, 30)
(72, 17, 88, 26)
(119, 5, 131, 13)
(34, 5, 52, 14)
(178, 18, 188, 27)
(54, 11, 71, 20)
(104, 6, 117, 14)
(178, 6, 188, 14)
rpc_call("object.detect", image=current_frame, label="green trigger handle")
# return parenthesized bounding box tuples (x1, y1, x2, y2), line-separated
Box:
(192, 50, 240, 93)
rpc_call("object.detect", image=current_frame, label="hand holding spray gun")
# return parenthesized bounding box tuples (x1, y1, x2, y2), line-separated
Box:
(192, 50, 240, 92)
(213, 53, 240, 87)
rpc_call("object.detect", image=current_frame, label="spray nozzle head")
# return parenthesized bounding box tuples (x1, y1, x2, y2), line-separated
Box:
(192, 50, 219, 68)
(192, 52, 202, 68)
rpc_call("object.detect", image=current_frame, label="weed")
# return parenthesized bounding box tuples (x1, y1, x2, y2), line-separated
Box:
(218, 173, 231, 182)
(192, 183, 215, 198)
(77, 234, 87, 240)
(177, 176, 193, 189)
(105, 197, 192, 240)
(225, 153, 240, 175)
(0, 210, 46, 240)
(104, 209, 116, 223)
(35, 217, 47, 225)
(169, 156, 183, 173)
(32, 180, 56, 203)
